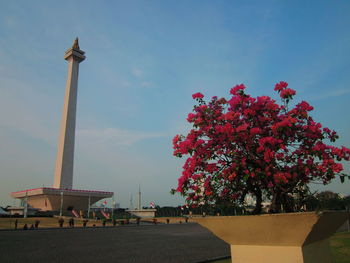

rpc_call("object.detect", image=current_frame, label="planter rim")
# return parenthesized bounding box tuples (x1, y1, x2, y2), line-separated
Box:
(193, 211, 349, 246)
(193, 210, 349, 218)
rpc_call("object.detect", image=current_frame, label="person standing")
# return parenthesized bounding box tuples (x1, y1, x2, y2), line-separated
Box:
(58, 218, 64, 228)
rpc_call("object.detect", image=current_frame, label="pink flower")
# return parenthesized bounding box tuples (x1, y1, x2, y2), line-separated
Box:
(280, 88, 296, 99)
(172, 134, 181, 145)
(187, 113, 196, 122)
(194, 104, 207, 112)
(224, 112, 236, 121)
(205, 190, 213, 196)
(176, 175, 187, 192)
(243, 108, 255, 116)
(192, 92, 204, 99)
(228, 173, 236, 181)
(206, 163, 218, 173)
(323, 127, 331, 134)
(274, 81, 288, 91)
(192, 173, 204, 180)
(297, 101, 314, 111)
(274, 172, 288, 183)
(230, 84, 246, 95)
(250, 127, 261, 135)
(332, 163, 343, 173)
(236, 123, 249, 132)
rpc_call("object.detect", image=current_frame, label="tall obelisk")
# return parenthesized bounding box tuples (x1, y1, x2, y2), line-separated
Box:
(53, 38, 85, 189)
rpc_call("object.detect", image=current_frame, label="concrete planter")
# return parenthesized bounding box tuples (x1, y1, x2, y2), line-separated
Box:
(194, 211, 349, 263)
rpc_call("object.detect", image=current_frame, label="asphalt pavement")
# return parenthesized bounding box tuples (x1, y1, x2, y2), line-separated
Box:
(0, 223, 230, 263)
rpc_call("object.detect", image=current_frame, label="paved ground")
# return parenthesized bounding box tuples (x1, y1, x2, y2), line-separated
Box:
(0, 223, 230, 263)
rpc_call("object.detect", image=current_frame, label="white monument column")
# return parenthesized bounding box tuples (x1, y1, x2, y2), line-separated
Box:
(53, 38, 85, 189)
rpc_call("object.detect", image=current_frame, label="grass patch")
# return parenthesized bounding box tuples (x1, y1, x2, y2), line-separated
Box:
(0, 216, 194, 229)
(330, 232, 350, 263)
(0, 217, 101, 229)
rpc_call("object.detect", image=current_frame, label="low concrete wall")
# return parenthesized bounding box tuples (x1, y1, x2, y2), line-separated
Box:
(337, 219, 350, 232)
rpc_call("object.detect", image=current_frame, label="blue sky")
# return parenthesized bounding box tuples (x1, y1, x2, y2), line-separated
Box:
(0, 0, 350, 208)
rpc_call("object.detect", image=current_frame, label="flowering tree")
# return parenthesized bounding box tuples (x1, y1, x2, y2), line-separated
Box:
(172, 82, 350, 214)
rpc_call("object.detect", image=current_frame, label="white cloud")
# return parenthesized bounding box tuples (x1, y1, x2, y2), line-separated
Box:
(3, 16, 17, 28)
(131, 68, 144, 78)
(77, 127, 164, 146)
(140, 81, 153, 87)
(310, 89, 350, 101)
(73, 126, 182, 207)
(0, 75, 59, 145)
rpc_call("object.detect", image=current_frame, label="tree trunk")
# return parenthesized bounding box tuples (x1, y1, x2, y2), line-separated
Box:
(269, 191, 282, 213)
(281, 193, 295, 213)
(253, 189, 262, 214)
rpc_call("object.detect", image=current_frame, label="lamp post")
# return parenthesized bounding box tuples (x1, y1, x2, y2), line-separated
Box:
(23, 190, 28, 218)
(60, 191, 64, 216)
(87, 195, 91, 219)
(138, 185, 141, 210)
(111, 194, 115, 219)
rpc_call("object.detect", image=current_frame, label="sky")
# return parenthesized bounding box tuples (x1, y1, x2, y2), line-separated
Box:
(0, 0, 350, 208)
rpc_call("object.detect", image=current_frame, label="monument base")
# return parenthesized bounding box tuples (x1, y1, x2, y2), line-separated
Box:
(194, 211, 350, 263)
(11, 187, 113, 212)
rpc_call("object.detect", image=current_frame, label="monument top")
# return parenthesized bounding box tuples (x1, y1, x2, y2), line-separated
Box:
(72, 37, 80, 50)
(64, 37, 85, 61)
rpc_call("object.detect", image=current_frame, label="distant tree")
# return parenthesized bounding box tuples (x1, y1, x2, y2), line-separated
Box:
(155, 206, 182, 217)
(316, 191, 345, 210)
(304, 194, 319, 211)
(316, 191, 339, 200)
(173, 82, 350, 214)
(343, 195, 350, 211)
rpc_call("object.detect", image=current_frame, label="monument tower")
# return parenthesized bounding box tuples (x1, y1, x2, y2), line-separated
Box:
(53, 38, 85, 189)
(11, 39, 113, 212)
